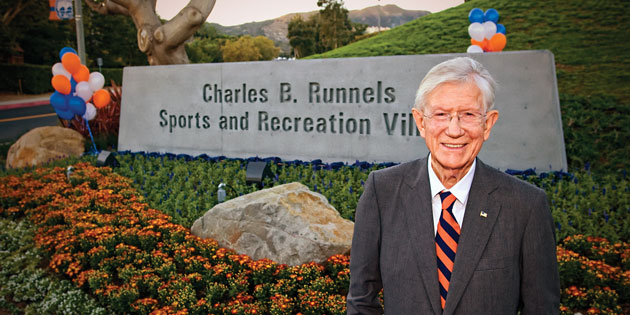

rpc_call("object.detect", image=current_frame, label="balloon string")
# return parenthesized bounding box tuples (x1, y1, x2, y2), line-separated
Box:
(85, 119, 98, 155)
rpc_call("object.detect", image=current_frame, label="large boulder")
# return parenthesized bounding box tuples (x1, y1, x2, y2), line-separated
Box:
(5, 126, 85, 169)
(191, 182, 354, 266)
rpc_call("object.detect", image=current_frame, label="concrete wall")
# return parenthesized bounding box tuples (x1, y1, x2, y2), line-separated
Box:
(118, 50, 567, 171)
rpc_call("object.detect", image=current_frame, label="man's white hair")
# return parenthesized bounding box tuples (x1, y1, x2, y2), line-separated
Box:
(414, 57, 497, 112)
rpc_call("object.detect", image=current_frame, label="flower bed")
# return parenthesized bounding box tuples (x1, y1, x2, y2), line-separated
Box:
(1, 161, 629, 314)
(0, 163, 349, 314)
(0, 218, 109, 314)
(557, 235, 630, 314)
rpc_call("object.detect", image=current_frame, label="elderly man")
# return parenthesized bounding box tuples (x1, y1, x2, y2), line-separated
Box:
(347, 57, 559, 314)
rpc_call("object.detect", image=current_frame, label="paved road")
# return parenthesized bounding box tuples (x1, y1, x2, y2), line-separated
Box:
(0, 102, 60, 142)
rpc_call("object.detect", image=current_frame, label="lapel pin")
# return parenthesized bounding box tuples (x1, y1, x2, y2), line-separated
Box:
(480, 211, 488, 218)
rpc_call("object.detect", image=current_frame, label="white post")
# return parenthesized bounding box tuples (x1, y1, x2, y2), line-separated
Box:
(74, 0, 87, 64)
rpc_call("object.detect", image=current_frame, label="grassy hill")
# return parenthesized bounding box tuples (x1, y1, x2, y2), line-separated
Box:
(313, 0, 630, 172)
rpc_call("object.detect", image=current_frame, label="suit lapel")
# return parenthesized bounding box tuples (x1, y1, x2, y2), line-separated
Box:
(401, 158, 442, 315)
(443, 160, 501, 314)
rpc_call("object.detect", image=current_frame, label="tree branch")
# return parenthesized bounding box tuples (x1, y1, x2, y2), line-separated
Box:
(155, 0, 216, 48)
(2, 0, 33, 26)
(84, 0, 130, 16)
(109, 0, 133, 7)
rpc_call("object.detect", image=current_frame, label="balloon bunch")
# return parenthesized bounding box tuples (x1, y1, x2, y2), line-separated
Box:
(50, 47, 111, 121)
(466, 8, 506, 53)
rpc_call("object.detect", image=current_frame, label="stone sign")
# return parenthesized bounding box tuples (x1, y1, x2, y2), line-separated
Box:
(119, 50, 567, 171)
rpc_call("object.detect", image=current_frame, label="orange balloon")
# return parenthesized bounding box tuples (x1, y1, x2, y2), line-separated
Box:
(482, 39, 490, 52)
(92, 89, 111, 108)
(471, 38, 484, 47)
(73, 65, 90, 82)
(51, 74, 71, 95)
(488, 33, 507, 52)
(61, 52, 81, 74)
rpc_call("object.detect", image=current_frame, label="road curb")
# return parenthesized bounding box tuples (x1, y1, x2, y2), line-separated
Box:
(0, 99, 51, 111)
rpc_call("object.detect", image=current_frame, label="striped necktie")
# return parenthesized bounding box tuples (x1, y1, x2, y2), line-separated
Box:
(435, 190, 460, 309)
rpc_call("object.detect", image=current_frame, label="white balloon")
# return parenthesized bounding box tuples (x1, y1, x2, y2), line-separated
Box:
(468, 22, 485, 42)
(52, 62, 71, 80)
(483, 21, 497, 40)
(88, 72, 105, 91)
(83, 103, 97, 121)
(76, 81, 93, 102)
(467, 45, 484, 53)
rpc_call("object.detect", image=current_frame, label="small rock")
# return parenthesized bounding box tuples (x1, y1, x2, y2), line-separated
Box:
(6, 126, 84, 169)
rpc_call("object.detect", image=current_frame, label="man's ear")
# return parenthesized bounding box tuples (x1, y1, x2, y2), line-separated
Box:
(411, 108, 427, 139)
(483, 110, 499, 141)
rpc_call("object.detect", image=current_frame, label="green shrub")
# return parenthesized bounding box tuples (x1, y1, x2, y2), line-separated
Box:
(0, 63, 52, 94)
(108, 152, 630, 244)
(560, 94, 630, 172)
(113, 153, 384, 227)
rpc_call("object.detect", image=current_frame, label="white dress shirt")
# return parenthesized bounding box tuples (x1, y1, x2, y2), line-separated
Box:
(428, 155, 477, 235)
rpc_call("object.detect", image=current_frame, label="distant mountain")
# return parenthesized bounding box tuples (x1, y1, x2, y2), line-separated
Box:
(208, 5, 429, 55)
(349, 4, 430, 28)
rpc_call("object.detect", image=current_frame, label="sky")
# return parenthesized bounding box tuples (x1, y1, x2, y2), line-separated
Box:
(156, 0, 465, 26)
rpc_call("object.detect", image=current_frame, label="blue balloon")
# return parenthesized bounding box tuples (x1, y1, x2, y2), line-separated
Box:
(68, 96, 86, 116)
(468, 8, 484, 23)
(55, 107, 75, 120)
(70, 78, 77, 94)
(49, 92, 68, 111)
(484, 8, 499, 23)
(59, 47, 77, 60)
(496, 23, 506, 34)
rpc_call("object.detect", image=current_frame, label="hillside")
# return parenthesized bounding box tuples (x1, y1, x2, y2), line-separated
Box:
(313, 0, 630, 171)
(348, 4, 430, 29)
(209, 5, 429, 55)
(314, 0, 630, 103)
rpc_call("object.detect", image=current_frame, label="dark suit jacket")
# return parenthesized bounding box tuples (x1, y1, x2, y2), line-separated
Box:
(347, 158, 560, 314)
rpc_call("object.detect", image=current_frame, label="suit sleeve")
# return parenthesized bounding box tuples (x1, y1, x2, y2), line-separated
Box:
(347, 172, 384, 315)
(520, 189, 560, 314)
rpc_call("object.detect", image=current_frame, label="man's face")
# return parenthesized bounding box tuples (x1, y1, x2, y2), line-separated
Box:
(412, 81, 498, 176)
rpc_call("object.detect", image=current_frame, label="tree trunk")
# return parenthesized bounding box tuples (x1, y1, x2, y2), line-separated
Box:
(85, 0, 216, 65)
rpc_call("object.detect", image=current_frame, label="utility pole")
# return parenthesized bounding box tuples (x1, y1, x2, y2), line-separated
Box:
(74, 0, 87, 64)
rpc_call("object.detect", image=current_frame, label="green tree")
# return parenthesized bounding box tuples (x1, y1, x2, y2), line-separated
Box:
(194, 23, 222, 40)
(253, 36, 281, 60)
(186, 38, 224, 63)
(221, 35, 279, 62)
(1, 1, 73, 64)
(83, 8, 147, 68)
(0, 0, 36, 60)
(0, 0, 145, 67)
(286, 1, 367, 58)
(317, 0, 353, 50)
(186, 23, 234, 64)
(287, 15, 317, 58)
